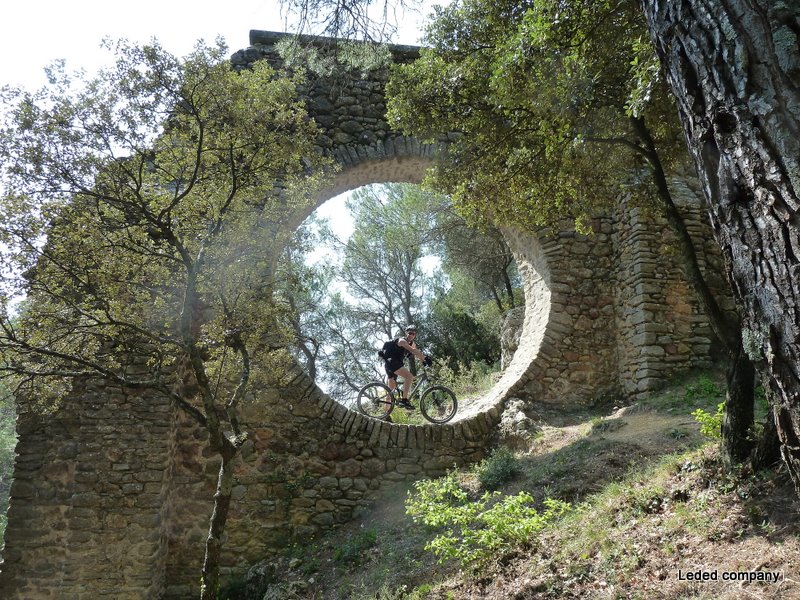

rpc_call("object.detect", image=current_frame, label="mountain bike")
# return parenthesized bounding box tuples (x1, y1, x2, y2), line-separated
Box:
(356, 367, 458, 424)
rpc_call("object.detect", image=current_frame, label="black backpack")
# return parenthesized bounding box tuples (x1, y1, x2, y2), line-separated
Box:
(378, 338, 401, 360)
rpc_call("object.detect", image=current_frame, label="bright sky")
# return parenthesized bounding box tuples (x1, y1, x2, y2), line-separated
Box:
(2, 0, 434, 92)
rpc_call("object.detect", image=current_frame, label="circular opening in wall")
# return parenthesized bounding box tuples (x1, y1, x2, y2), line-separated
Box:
(276, 181, 528, 422)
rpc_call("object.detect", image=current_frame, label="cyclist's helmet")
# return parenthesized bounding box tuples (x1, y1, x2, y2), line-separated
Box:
(405, 325, 417, 334)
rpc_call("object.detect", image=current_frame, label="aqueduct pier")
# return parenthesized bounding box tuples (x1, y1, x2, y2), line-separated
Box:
(0, 31, 732, 598)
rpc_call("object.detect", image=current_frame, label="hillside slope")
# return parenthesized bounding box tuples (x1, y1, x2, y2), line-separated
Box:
(229, 374, 800, 600)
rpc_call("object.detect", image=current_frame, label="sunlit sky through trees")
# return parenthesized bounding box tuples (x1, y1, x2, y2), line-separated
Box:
(306, 188, 442, 278)
(3, 1, 438, 92)
(3, 1, 446, 303)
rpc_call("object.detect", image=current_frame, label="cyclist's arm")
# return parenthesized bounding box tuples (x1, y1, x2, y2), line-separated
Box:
(398, 338, 426, 361)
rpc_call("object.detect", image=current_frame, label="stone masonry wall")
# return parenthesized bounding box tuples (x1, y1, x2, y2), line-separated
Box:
(232, 30, 448, 200)
(0, 380, 176, 599)
(469, 182, 731, 416)
(613, 180, 733, 398)
(163, 362, 496, 597)
(496, 220, 620, 409)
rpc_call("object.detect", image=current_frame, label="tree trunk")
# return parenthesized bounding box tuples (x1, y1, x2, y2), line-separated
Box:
(502, 269, 516, 309)
(752, 408, 782, 471)
(723, 344, 755, 465)
(200, 450, 237, 600)
(640, 1, 800, 487)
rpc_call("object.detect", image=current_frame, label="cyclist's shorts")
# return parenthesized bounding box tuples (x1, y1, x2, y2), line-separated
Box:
(385, 359, 403, 380)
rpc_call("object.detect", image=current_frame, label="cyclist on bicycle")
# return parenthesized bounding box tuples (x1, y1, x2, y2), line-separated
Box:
(382, 325, 431, 409)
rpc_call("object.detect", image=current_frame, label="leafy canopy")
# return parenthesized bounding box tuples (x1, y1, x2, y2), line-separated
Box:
(386, 0, 685, 232)
(0, 39, 328, 416)
(278, 182, 519, 401)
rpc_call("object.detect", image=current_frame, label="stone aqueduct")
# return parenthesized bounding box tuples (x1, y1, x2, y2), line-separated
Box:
(0, 32, 732, 598)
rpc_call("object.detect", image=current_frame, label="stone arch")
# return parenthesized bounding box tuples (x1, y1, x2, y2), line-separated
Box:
(289, 142, 442, 232)
(273, 138, 560, 424)
(155, 147, 540, 594)
(242, 27, 559, 423)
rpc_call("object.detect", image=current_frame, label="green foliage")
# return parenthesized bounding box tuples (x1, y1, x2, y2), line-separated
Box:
(0, 39, 328, 407)
(281, 183, 444, 399)
(333, 527, 378, 563)
(359, 582, 439, 600)
(669, 428, 689, 440)
(421, 301, 501, 371)
(282, 182, 514, 400)
(406, 471, 571, 568)
(431, 209, 520, 314)
(626, 35, 663, 117)
(693, 403, 724, 440)
(275, 217, 340, 382)
(684, 376, 723, 402)
(432, 359, 498, 400)
(386, 0, 687, 231)
(476, 447, 520, 491)
(685, 375, 724, 439)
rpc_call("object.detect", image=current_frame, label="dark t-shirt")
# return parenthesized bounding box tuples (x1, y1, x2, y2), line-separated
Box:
(384, 337, 415, 375)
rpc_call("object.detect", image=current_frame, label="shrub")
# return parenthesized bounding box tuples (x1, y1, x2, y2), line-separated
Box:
(684, 376, 722, 403)
(692, 402, 724, 440)
(475, 447, 520, 491)
(432, 359, 499, 400)
(406, 471, 570, 568)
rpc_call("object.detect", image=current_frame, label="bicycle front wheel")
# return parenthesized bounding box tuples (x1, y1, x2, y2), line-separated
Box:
(357, 382, 395, 420)
(420, 386, 457, 424)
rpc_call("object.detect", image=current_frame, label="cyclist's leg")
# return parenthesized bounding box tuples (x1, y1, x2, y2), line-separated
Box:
(385, 361, 401, 392)
(393, 366, 415, 401)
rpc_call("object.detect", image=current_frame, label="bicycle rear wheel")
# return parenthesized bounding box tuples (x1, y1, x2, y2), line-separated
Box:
(357, 382, 395, 419)
(420, 385, 457, 424)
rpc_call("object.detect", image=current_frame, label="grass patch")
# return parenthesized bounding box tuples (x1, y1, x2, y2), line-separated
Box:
(433, 359, 500, 401)
(333, 527, 378, 564)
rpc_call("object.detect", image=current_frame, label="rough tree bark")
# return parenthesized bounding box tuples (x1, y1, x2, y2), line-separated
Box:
(640, 1, 800, 484)
(723, 344, 756, 463)
(200, 450, 238, 600)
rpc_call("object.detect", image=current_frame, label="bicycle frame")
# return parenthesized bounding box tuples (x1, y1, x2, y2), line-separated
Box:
(357, 366, 457, 423)
(393, 368, 430, 403)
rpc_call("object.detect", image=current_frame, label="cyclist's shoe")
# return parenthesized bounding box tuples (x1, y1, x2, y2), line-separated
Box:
(398, 399, 415, 410)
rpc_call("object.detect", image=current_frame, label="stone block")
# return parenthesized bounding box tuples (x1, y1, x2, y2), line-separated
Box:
(360, 459, 385, 478)
(395, 462, 422, 475)
(315, 499, 335, 512)
(311, 512, 335, 526)
(335, 459, 362, 478)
